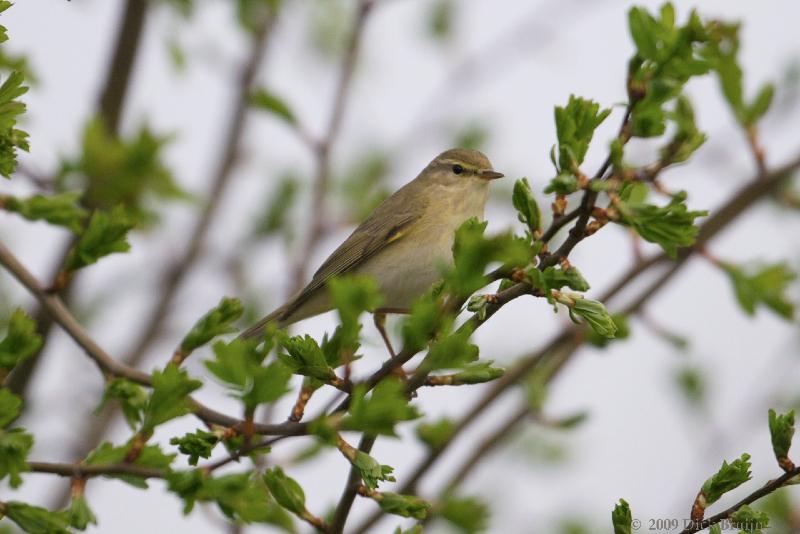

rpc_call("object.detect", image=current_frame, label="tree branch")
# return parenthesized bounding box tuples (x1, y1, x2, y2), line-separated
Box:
(6, 0, 150, 398)
(0, 238, 307, 437)
(679, 465, 800, 534)
(352, 148, 800, 532)
(330, 434, 376, 534)
(60, 11, 280, 489)
(291, 0, 374, 292)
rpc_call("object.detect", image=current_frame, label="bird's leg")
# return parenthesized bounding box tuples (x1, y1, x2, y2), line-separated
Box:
(373, 310, 396, 358)
(373, 307, 410, 378)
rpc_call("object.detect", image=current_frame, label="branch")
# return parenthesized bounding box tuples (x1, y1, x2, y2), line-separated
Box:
(6, 0, 150, 398)
(679, 465, 800, 534)
(27, 461, 164, 480)
(291, 0, 374, 292)
(352, 148, 800, 532)
(0, 238, 307, 437)
(98, 0, 149, 135)
(60, 11, 280, 488)
(330, 434, 376, 534)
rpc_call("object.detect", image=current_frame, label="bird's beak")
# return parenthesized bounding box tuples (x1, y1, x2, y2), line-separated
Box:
(479, 169, 504, 180)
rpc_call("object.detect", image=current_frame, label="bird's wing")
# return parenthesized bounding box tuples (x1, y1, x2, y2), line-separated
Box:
(281, 183, 425, 319)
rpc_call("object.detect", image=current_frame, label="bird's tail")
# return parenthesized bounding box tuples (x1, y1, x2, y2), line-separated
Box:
(237, 304, 289, 340)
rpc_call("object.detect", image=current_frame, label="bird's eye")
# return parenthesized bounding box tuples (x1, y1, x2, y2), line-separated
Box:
(452, 164, 464, 175)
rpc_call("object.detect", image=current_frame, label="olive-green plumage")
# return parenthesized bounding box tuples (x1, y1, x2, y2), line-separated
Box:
(239, 148, 503, 340)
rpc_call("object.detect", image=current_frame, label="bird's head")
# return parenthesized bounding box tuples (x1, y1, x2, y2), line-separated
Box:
(420, 148, 504, 188)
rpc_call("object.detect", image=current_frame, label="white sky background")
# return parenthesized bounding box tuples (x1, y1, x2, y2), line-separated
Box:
(2, 1, 800, 533)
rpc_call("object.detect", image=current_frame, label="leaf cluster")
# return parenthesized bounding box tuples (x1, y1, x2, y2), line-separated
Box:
(206, 338, 292, 410)
(0, 192, 87, 233)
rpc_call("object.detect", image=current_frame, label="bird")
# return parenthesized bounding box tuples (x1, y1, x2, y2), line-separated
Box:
(238, 148, 504, 352)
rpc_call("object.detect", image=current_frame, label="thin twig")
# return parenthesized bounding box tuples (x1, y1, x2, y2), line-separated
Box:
(291, 0, 374, 292)
(352, 148, 800, 532)
(0, 238, 308, 437)
(678, 465, 800, 534)
(27, 461, 165, 480)
(61, 11, 279, 487)
(6, 0, 150, 398)
(330, 434, 376, 534)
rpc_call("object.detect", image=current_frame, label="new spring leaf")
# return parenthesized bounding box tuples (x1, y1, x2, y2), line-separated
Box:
(64, 205, 135, 272)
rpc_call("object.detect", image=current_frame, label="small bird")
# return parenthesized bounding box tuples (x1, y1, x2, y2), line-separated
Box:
(239, 148, 503, 349)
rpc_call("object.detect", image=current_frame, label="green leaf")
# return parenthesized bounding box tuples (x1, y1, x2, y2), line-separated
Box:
(401, 292, 448, 354)
(179, 297, 244, 354)
(170, 429, 220, 466)
(339, 150, 392, 222)
(85, 441, 175, 488)
(263, 467, 306, 515)
(206, 338, 292, 409)
(427, 0, 454, 41)
(611, 498, 632, 534)
(527, 266, 590, 296)
(448, 360, 505, 385)
(373, 491, 430, 520)
(0, 388, 22, 427)
(615, 192, 707, 258)
(426, 328, 479, 371)
(96, 378, 148, 429)
(2, 502, 70, 534)
(585, 314, 630, 348)
(328, 275, 383, 353)
(512, 178, 541, 234)
(746, 83, 775, 124)
(59, 117, 185, 222)
(702, 22, 746, 122)
(700, 453, 752, 506)
(768, 409, 795, 470)
(544, 173, 579, 196)
(447, 217, 532, 297)
(722, 262, 796, 320)
(555, 293, 617, 339)
(254, 173, 299, 238)
(730, 504, 769, 534)
(352, 450, 395, 489)
(674, 366, 705, 407)
(346, 378, 421, 436)
(278, 334, 336, 382)
(440, 494, 490, 534)
(167, 470, 295, 527)
(0, 308, 42, 372)
(0, 427, 32, 487)
(141, 365, 202, 432)
(64, 205, 135, 272)
(1, 192, 87, 232)
(0, 71, 29, 178)
(628, 7, 661, 61)
(627, 6, 713, 137)
(662, 96, 707, 164)
(250, 88, 296, 125)
(68, 495, 97, 531)
(553, 95, 611, 172)
(416, 417, 455, 450)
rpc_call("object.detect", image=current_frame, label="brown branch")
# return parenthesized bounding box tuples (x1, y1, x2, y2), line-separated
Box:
(0, 238, 307, 438)
(60, 11, 280, 490)
(6, 0, 150, 399)
(330, 434, 376, 534)
(352, 149, 800, 532)
(98, 0, 149, 135)
(291, 0, 374, 292)
(679, 465, 800, 534)
(27, 461, 164, 480)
